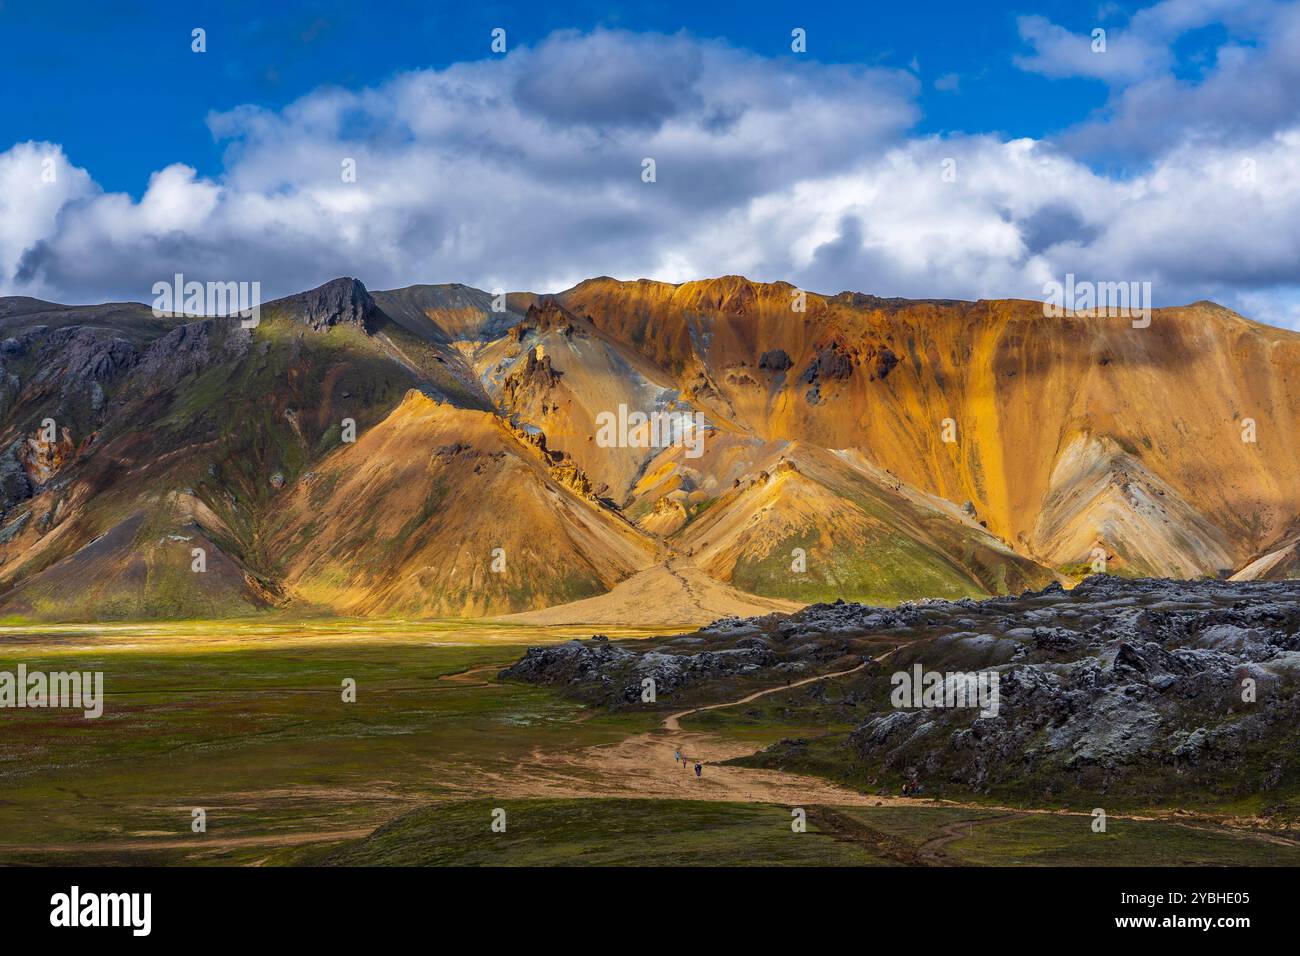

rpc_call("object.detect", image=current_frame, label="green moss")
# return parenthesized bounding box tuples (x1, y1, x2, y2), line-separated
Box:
(0, 634, 662, 865)
(731, 530, 986, 605)
(313, 798, 892, 867)
(947, 812, 1300, 866)
(390, 480, 450, 549)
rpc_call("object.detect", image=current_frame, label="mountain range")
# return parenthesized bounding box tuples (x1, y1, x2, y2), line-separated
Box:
(0, 275, 1296, 624)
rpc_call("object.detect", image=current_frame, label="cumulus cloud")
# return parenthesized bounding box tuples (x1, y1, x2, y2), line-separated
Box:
(0, 143, 96, 287)
(1018, 0, 1300, 162)
(1014, 15, 1171, 82)
(728, 129, 1300, 315)
(2, 19, 1300, 329)
(5, 28, 918, 304)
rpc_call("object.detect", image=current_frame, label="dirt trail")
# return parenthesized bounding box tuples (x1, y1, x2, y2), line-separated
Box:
(805, 806, 1024, 865)
(440, 663, 505, 685)
(438, 656, 927, 809)
(662, 659, 870, 732)
(916, 814, 1025, 864)
(431, 655, 1300, 857)
(443, 651, 993, 812)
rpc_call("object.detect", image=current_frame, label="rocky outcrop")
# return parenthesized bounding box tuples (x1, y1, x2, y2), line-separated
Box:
(16, 326, 140, 417)
(503, 575, 1300, 802)
(503, 418, 598, 500)
(499, 633, 779, 706)
(270, 277, 380, 333)
(549, 458, 594, 498)
(800, 342, 854, 384)
(639, 495, 689, 536)
(128, 318, 252, 396)
(0, 363, 20, 419)
(502, 347, 562, 406)
(758, 349, 792, 373)
(18, 425, 75, 485)
(0, 440, 33, 515)
(521, 298, 583, 336)
(803, 576, 1300, 799)
(0, 423, 77, 518)
(871, 345, 899, 380)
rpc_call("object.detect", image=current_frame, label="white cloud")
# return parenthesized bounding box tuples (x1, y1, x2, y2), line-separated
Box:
(0, 143, 96, 287)
(1018, 1, 1300, 162)
(1015, 15, 1171, 82)
(1, 21, 1299, 330)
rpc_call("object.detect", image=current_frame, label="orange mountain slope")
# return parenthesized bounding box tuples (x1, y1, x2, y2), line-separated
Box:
(555, 278, 1300, 579)
(267, 390, 655, 616)
(0, 275, 1295, 622)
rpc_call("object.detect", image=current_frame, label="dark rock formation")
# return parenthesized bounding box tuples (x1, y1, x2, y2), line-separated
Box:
(503, 576, 1300, 803)
(873, 346, 899, 380)
(270, 277, 380, 333)
(800, 343, 854, 385)
(128, 318, 251, 396)
(500, 635, 781, 706)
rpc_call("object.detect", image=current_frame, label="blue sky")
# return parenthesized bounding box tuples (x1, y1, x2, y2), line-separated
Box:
(3, 0, 1113, 193)
(2, 0, 1299, 328)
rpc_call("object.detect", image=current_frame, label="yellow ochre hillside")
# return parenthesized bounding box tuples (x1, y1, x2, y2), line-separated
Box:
(0, 275, 1295, 622)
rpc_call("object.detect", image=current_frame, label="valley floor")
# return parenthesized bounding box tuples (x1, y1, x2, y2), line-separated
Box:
(0, 621, 1296, 867)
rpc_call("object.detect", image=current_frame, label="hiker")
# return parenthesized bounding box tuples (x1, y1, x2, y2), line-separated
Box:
(694, 762, 702, 779)
(674, 748, 681, 764)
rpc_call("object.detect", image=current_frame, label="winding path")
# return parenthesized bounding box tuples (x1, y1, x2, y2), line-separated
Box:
(442, 654, 1300, 863)
(662, 658, 872, 733)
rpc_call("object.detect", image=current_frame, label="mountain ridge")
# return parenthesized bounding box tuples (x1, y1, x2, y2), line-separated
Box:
(0, 274, 1295, 622)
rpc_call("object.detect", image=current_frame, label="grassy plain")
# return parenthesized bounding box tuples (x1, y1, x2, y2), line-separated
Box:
(3, 619, 1295, 866)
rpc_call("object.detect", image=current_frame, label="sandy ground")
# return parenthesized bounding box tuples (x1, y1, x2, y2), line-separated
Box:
(495, 557, 802, 626)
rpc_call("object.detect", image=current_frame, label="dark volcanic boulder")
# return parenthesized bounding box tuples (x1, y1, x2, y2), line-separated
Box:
(873, 346, 899, 379)
(800, 343, 854, 384)
(757, 349, 792, 372)
(499, 634, 779, 706)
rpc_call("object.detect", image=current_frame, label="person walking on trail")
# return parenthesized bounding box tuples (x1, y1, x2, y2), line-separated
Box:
(694, 762, 703, 779)
(674, 748, 681, 764)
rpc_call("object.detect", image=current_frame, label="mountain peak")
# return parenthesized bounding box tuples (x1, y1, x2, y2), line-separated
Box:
(268, 277, 379, 333)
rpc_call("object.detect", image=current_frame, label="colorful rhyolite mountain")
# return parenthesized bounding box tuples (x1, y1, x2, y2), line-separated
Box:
(0, 276, 1296, 623)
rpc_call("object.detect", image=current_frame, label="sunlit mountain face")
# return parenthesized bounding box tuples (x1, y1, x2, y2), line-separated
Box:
(2, 275, 1295, 622)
